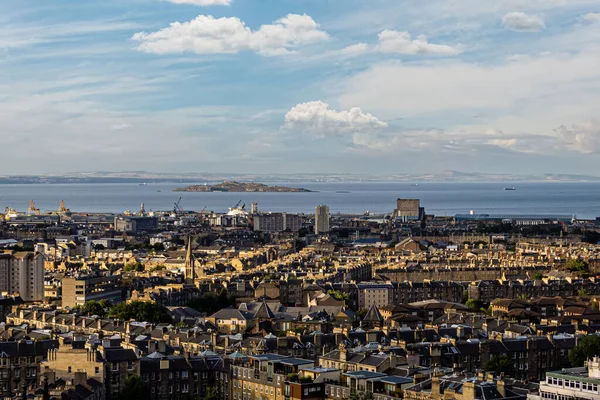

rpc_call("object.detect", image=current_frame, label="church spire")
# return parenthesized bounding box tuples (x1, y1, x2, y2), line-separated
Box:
(185, 236, 195, 284)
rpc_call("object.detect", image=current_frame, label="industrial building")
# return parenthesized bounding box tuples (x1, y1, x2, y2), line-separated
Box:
(114, 215, 158, 233)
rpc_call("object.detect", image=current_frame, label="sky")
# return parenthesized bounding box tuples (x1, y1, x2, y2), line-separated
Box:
(1, 0, 600, 175)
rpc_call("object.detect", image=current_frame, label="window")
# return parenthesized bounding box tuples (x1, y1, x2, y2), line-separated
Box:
(95, 367, 100, 374)
(68, 366, 72, 373)
(127, 361, 133, 370)
(112, 362, 118, 371)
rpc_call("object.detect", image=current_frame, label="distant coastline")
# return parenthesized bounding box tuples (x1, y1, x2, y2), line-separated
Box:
(174, 181, 313, 193)
(2, 170, 600, 184)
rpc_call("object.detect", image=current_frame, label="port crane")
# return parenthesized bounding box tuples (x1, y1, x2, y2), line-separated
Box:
(173, 197, 185, 215)
(28, 200, 40, 216)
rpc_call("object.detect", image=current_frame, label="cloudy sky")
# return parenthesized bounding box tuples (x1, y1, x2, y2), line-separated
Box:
(2, 0, 600, 175)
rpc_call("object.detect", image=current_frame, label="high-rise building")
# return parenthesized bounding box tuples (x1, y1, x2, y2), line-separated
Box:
(254, 213, 303, 232)
(0, 252, 44, 301)
(315, 205, 330, 234)
(396, 199, 423, 221)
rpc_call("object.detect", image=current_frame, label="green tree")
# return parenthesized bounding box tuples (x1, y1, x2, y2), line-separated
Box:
(349, 391, 374, 400)
(569, 335, 600, 367)
(150, 265, 166, 272)
(328, 290, 351, 306)
(465, 298, 482, 311)
(565, 259, 589, 277)
(77, 300, 106, 317)
(204, 387, 218, 400)
(120, 376, 150, 400)
(532, 272, 544, 280)
(108, 301, 171, 323)
(578, 288, 590, 296)
(187, 289, 235, 315)
(123, 262, 144, 272)
(487, 355, 515, 376)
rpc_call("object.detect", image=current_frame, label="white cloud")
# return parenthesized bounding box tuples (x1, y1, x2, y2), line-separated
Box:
(583, 13, 600, 23)
(501, 12, 545, 32)
(283, 101, 387, 137)
(132, 14, 328, 56)
(164, 0, 231, 5)
(339, 43, 370, 57)
(377, 30, 461, 55)
(338, 49, 600, 121)
(111, 123, 132, 130)
(556, 119, 600, 153)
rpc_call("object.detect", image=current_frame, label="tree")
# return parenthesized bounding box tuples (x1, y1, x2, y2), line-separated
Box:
(108, 301, 171, 323)
(93, 243, 105, 251)
(565, 259, 589, 277)
(204, 387, 218, 400)
(487, 355, 515, 376)
(569, 335, 600, 367)
(328, 290, 351, 306)
(77, 300, 106, 317)
(532, 272, 544, 280)
(123, 262, 144, 272)
(349, 391, 374, 400)
(120, 376, 150, 400)
(578, 288, 590, 296)
(465, 298, 482, 311)
(187, 289, 235, 315)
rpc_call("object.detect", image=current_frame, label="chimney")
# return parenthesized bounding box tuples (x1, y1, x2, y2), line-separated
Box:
(497, 380, 506, 397)
(314, 334, 322, 348)
(340, 344, 348, 363)
(158, 341, 166, 353)
(148, 340, 157, 354)
(463, 381, 476, 400)
(277, 337, 288, 349)
(431, 377, 441, 396)
(367, 331, 378, 343)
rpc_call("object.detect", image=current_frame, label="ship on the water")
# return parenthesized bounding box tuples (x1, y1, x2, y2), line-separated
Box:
(504, 187, 516, 191)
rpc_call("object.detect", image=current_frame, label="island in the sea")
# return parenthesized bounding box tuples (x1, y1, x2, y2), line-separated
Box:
(173, 181, 313, 193)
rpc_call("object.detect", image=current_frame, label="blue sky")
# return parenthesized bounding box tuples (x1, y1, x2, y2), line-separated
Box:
(1, 0, 600, 175)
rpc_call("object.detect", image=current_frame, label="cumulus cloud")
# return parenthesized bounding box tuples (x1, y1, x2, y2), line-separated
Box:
(583, 13, 600, 23)
(132, 14, 328, 56)
(164, 0, 231, 5)
(502, 12, 545, 32)
(283, 101, 387, 137)
(377, 30, 461, 55)
(555, 119, 600, 153)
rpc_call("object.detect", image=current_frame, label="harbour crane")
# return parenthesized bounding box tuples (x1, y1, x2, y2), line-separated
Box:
(173, 197, 185, 215)
(28, 200, 40, 216)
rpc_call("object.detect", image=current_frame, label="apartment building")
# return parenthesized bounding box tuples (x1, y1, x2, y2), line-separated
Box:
(62, 275, 123, 308)
(315, 205, 330, 234)
(357, 283, 394, 309)
(0, 339, 59, 398)
(0, 252, 44, 301)
(254, 213, 303, 232)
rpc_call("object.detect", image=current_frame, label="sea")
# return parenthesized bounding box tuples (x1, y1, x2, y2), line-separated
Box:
(0, 182, 599, 219)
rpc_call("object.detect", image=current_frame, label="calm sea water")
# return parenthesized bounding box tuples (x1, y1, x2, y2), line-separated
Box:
(0, 182, 599, 218)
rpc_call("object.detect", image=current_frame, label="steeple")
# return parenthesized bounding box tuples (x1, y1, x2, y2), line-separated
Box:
(185, 236, 195, 284)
